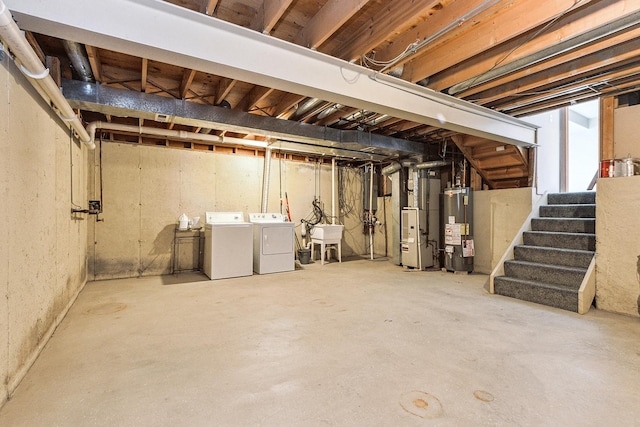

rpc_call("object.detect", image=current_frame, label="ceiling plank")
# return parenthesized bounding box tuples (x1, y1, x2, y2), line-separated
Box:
(295, 0, 372, 50)
(428, 0, 640, 92)
(334, 0, 445, 62)
(84, 45, 103, 83)
(179, 69, 197, 99)
(401, 0, 594, 83)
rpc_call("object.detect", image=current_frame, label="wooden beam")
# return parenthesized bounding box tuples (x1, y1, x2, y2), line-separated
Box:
(84, 45, 102, 83)
(24, 31, 46, 63)
(45, 56, 61, 87)
(402, 0, 594, 83)
(140, 58, 148, 93)
(215, 77, 236, 105)
(334, 0, 444, 62)
(462, 28, 640, 103)
(600, 96, 615, 160)
(202, 0, 219, 15)
(452, 135, 496, 189)
(428, 0, 636, 92)
(295, 0, 372, 50)
(370, 0, 491, 66)
(251, 0, 294, 34)
(236, 85, 274, 112)
(179, 69, 197, 99)
(270, 93, 306, 118)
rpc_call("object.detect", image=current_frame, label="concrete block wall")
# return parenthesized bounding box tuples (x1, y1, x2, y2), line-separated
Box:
(88, 144, 372, 280)
(0, 57, 88, 405)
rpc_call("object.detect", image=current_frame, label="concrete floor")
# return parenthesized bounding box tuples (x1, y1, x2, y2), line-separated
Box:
(1, 258, 640, 426)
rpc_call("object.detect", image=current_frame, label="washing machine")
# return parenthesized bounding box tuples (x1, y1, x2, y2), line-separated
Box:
(203, 212, 253, 280)
(249, 213, 295, 274)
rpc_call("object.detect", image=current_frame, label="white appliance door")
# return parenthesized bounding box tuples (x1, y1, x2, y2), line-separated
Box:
(262, 225, 293, 255)
(210, 224, 253, 279)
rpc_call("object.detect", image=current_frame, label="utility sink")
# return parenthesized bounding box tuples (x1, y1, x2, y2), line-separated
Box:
(310, 224, 344, 240)
(309, 224, 344, 265)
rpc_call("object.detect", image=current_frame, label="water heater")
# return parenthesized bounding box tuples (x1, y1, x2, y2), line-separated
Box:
(442, 187, 474, 272)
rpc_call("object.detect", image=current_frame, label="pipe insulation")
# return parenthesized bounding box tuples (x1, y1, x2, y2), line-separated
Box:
(0, 0, 94, 148)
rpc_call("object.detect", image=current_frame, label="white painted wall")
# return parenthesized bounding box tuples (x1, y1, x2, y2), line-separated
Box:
(523, 110, 561, 194)
(0, 58, 88, 405)
(567, 101, 599, 192)
(614, 104, 640, 159)
(473, 188, 536, 274)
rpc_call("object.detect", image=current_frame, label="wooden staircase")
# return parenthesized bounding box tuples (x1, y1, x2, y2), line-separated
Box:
(451, 135, 533, 189)
(491, 192, 596, 313)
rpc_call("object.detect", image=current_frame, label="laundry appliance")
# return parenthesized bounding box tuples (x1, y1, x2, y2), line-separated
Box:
(203, 211, 253, 280)
(248, 213, 295, 274)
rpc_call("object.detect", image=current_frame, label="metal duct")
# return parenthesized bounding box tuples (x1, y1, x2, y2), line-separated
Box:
(62, 40, 94, 82)
(415, 160, 451, 169)
(293, 97, 322, 118)
(381, 162, 402, 176)
(63, 79, 427, 159)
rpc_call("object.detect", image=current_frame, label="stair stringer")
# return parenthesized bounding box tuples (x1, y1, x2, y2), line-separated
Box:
(489, 192, 548, 294)
(578, 256, 596, 314)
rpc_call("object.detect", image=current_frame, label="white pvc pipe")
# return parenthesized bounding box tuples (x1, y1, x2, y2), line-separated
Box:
(331, 158, 336, 225)
(369, 163, 374, 260)
(85, 121, 272, 148)
(0, 0, 94, 148)
(262, 148, 272, 213)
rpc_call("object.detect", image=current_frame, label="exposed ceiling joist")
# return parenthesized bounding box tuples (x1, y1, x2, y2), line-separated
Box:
(7, 0, 537, 147)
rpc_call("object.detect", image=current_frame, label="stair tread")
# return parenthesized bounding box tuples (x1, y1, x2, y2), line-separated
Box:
(505, 259, 588, 273)
(525, 230, 595, 237)
(494, 276, 579, 293)
(514, 245, 594, 255)
(533, 217, 595, 221)
(544, 203, 596, 207)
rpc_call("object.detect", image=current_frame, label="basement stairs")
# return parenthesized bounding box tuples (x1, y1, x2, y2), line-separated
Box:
(492, 192, 596, 313)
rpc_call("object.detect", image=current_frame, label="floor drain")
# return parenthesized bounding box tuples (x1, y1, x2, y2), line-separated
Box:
(399, 391, 443, 418)
(87, 302, 127, 315)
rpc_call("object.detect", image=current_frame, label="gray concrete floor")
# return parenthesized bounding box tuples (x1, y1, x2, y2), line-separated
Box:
(1, 258, 640, 426)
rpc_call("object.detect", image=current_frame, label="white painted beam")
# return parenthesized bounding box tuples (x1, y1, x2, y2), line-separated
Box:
(5, 0, 538, 147)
